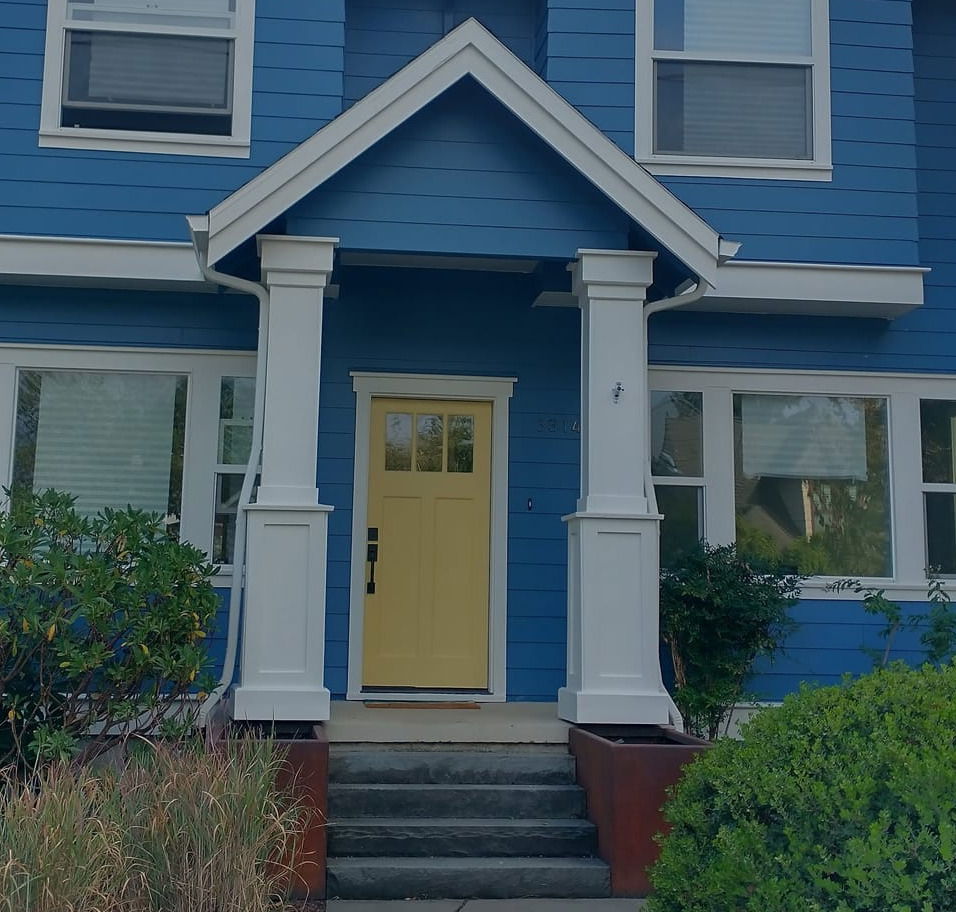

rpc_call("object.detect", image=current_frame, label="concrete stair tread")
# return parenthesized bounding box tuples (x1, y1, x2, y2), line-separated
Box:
(326, 855, 611, 900)
(329, 817, 595, 828)
(330, 750, 575, 785)
(329, 856, 609, 869)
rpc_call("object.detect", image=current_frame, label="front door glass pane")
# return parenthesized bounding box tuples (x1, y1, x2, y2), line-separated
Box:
(385, 413, 412, 471)
(447, 415, 475, 473)
(416, 414, 444, 472)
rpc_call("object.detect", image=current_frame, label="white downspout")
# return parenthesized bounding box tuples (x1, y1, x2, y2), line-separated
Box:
(186, 215, 270, 726)
(642, 278, 709, 731)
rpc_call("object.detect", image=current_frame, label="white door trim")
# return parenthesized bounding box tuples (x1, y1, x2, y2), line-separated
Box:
(347, 372, 516, 702)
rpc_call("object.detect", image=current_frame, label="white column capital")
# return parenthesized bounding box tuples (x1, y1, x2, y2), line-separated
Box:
(572, 249, 657, 302)
(257, 235, 338, 289)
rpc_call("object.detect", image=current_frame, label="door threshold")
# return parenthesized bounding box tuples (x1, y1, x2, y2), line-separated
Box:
(363, 701, 481, 710)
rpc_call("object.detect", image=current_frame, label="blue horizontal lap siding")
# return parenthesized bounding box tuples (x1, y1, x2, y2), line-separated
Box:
(318, 267, 579, 702)
(750, 601, 940, 701)
(343, 0, 537, 107)
(287, 79, 631, 259)
(540, 0, 635, 154)
(0, 0, 345, 242)
(0, 286, 258, 349)
(286, 81, 629, 259)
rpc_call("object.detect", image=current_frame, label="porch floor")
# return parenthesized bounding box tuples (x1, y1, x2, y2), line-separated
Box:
(325, 702, 569, 744)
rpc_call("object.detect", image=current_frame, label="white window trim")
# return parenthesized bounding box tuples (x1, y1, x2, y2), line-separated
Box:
(635, 0, 833, 181)
(347, 372, 515, 703)
(38, 1, 255, 158)
(650, 366, 956, 600)
(0, 345, 256, 582)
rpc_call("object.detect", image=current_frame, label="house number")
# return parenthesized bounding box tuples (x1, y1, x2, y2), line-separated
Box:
(537, 417, 581, 434)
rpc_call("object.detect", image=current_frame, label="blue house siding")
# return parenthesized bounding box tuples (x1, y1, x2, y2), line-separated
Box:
(751, 600, 935, 700)
(316, 266, 580, 701)
(538, 0, 636, 154)
(0, 286, 258, 350)
(0, 0, 346, 243)
(914, 0, 956, 355)
(343, 0, 538, 108)
(286, 79, 632, 259)
(655, 0, 920, 267)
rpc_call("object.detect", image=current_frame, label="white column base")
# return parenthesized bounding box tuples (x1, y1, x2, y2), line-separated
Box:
(557, 687, 670, 725)
(559, 511, 671, 726)
(232, 686, 331, 723)
(236, 503, 333, 722)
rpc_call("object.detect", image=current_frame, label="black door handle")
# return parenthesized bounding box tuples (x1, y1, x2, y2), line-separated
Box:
(366, 527, 378, 594)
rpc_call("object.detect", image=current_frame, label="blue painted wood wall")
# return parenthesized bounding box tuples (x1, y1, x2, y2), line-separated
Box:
(0, 0, 346, 242)
(318, 266, 580, 701)
(286, 79, 631, 259)
(344, 0, 538, 107)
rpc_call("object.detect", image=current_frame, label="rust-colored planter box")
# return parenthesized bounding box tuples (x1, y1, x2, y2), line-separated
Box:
(211, 718, 328, 901)
(570, 725, 709, 897)
(275, 725, 329, 901)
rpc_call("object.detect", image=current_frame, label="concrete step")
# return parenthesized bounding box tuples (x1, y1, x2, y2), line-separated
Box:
(326, 856, 612, 900)
(328, 817, 598, 858)
(329, 750, 576, 785)
(328, 783, 587, 820)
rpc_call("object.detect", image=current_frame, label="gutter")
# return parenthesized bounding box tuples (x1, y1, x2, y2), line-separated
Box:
(186, 214, 269, 726)
(642, 277, 710, 733)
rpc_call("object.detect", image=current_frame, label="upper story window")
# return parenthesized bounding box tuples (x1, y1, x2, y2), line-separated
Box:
(636, 0, 832, 181)
(39, 0, 255, 158)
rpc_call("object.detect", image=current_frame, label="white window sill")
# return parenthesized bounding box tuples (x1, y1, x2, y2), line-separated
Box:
(639, 156, 833, 182)
(802, 579, 943, 603)
(39, 128, 251, 159)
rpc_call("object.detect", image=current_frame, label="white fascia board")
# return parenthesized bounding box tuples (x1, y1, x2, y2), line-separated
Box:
(205, 19, 727, 283)
(0, 235, 209, 290)
(697, 260, 929, 320)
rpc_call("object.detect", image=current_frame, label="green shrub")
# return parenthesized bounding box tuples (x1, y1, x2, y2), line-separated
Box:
(0, 489, 219, 768)
(648, 663, 956, 912)
(659, 543, 802, 739)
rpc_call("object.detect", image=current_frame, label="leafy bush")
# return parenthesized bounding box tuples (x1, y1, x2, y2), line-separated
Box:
(648, 663, 956, 912)
(659, 543, 802, 739)
(0, 738, 302, 912)
(0, 489, 219, 768)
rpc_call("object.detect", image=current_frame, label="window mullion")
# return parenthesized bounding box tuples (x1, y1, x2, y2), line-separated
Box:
(652, 49, 812, 66)
(703, 386, 735, 546)
(66, 21, 236, 39)
(892, 392, 926, 582)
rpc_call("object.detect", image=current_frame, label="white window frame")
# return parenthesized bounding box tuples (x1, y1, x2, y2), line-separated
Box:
(649, 366, 956, 600)
(918, 400, 956, 575)
(0, 345, 256, 582)
(38, 0, 255, 158)
(635, 0, 833, 181)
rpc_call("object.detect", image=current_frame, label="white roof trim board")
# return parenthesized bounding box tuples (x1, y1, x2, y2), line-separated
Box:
(202, 18, 729, 283)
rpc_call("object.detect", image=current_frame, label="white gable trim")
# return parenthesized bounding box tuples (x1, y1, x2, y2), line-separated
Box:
(204, 19, 729, 283)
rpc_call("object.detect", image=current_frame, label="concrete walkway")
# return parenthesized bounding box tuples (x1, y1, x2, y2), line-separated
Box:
(326, 901, 646, 911)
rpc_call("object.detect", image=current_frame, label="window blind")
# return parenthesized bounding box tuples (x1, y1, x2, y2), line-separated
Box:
(739, 394, 869, 481)
(682, 0, 811, 56)
(31, 372, 182, 518)
(658, 61, 811, 160)
(71, 31, 231, 109)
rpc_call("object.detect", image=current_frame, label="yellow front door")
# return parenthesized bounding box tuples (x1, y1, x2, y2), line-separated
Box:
(362, 397, 492, 689)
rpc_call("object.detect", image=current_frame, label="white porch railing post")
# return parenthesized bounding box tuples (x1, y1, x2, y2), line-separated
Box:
(558, 249, 672, 725)
(232, 235, 339, 723)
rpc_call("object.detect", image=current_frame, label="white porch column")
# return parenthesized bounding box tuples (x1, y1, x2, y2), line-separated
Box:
(558, 249, 672, 725)
(233, 235, 338, 723)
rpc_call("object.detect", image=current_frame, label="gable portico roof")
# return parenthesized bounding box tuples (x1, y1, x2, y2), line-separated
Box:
(201, 18, 734, 284)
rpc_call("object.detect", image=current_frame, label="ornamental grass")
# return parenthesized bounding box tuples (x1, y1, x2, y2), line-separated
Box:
(0, 738, 303, 912)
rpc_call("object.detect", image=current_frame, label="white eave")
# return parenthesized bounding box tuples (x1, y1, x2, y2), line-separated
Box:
(0, 235, 208, 291)
(202, 18, 727, 284)
(694, 260, 929, 320)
